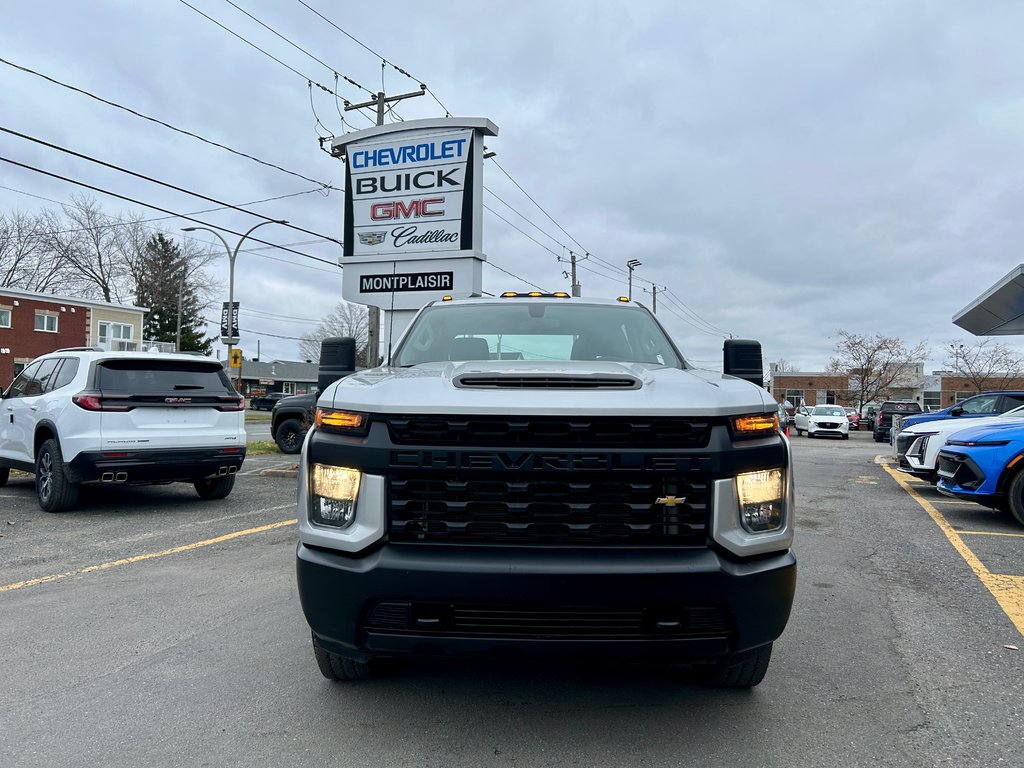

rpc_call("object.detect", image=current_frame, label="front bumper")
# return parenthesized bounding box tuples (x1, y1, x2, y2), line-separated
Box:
(297, 542, 797, 664)
(66, 447, 246, 484)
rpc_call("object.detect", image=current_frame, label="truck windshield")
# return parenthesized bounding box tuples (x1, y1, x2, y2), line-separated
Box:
(392, 302, 684, 367)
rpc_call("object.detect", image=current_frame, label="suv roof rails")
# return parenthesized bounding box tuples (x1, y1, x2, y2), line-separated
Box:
(53, 346, 105, 353)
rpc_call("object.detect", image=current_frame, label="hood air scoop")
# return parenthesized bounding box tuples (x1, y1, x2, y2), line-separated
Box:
(453, 372, 641, 390)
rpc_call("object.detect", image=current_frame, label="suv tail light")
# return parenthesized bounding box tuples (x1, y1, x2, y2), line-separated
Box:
(72, 391, 131, 411)
(216, 394, 245, 412)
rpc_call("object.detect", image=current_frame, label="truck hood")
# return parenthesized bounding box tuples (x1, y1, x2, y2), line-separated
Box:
(320, 361, 772, 417)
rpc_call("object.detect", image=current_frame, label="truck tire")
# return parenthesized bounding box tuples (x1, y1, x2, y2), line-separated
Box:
(0, 467, 8, 487)
(313, 639, 374, 681)
(703, 643, 772, 688)
(1004, 470, 1024, 526)
(275, 418, 305, 454)
(36, 439, 79, 513)
(194, 474, 236, 500)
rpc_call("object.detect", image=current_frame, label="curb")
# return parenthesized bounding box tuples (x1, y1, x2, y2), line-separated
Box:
(260, 466, 299, 478)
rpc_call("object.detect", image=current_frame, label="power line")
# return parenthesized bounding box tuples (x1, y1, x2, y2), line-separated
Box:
(294, 0, 452, 117)
(0, 125, 341, 245)
(0, 56, 341, 192)
(484, 260, 548, 292)
(202, 316, 308, 341)
(176, 0, 363, 111)
(221, 0, 372, 95)
(1, 185, 326, 237)
(0, 153, 340, 267)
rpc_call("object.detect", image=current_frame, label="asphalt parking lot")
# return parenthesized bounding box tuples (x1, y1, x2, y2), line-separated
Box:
(2, 431, 1023, 767)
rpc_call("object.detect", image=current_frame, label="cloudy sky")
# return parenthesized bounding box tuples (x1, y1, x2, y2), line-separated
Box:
(3, 1, 1024, 372)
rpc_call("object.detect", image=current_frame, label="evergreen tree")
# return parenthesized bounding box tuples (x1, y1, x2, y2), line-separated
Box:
(135, 234, 213, 354)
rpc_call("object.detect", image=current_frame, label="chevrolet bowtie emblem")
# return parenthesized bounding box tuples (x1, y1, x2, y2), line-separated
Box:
(656, 495, 686, 507)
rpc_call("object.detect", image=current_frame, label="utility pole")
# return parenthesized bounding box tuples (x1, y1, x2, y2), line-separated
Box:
(345, 85, 426, 366)
(626, 259, 642, 301)
(651, 284, 659, 314)
(570, 252, 581, 297)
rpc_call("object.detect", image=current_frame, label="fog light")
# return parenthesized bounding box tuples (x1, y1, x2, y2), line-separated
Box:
(310, 464, 361, 529)
(736, 469, 784, 533)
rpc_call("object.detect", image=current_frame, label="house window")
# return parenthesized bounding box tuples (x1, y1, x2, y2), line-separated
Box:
(0, 307, 11, 328)
(98, 321, 133, 348)
(283, 382, 296, 395)
(923, 391, 941, 410)
(34, 312, 58, 332)
(784, 388, 804, 406)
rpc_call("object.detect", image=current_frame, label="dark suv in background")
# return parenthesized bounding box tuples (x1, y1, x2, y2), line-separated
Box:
(872, 400, 923, 442)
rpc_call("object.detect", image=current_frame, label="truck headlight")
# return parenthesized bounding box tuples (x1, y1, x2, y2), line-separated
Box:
(736, 469, 784, 532)
(310, 464, 361, 528)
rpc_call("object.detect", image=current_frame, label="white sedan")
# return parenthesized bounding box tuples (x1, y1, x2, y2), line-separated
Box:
(895, 405, 1024, 482)
(793, 405, 850, 439)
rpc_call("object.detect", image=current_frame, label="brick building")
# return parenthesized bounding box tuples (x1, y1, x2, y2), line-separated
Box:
(0, 287, 146, 385)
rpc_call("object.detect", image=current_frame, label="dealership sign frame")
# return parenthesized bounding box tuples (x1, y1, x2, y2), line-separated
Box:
(332, 117, 498, 312)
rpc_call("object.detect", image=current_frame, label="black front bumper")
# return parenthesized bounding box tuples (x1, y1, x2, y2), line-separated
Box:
(67, 447, 246, 484)
(297, 542, 796, 664)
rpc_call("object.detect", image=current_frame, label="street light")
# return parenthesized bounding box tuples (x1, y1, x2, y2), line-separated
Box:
(181, 220, 287, 388)
(626, 259, 642, 301)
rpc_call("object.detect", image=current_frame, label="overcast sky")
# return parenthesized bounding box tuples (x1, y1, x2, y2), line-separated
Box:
(3, 1, 1024, 371)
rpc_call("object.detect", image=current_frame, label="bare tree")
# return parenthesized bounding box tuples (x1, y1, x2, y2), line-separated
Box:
(299, 301, 369, 365)
(39, 195, 144, 303)
(827, 331, 929, 410)
(0, 210, 71, 292)
(943, 338, 1024, 392)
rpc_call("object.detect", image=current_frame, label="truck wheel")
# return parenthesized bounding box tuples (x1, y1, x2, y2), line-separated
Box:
(0, 467, 8, 487)
(313, 640, 374, 681)
(36, 439, 79, 513)
(1004, 471, 1024, 526)
(275, 419, 305, 454)
(703, 643, 772, 688)
(194, 474, 236, 500)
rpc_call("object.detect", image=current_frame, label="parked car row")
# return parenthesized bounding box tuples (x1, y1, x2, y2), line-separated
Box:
(888, 391, 1024, 528)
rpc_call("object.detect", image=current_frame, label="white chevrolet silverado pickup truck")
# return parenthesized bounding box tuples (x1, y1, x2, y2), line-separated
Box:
(295, 293, 795, 687)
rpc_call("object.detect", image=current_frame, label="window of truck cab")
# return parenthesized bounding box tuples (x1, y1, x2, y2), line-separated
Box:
(392, 302, 683, 367)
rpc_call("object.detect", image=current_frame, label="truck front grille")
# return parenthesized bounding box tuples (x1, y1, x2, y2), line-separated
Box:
(385, 415, 712, 448)
(388, 469, 709, 546)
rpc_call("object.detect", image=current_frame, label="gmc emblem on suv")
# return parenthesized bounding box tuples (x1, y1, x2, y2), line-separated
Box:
(164, 397, 192, 404)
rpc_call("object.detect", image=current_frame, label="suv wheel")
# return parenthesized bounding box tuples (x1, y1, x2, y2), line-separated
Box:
(36, 439, 80, 513)
(0, 467, 9, 487)
(275, 418, 305, 454)
(193, 474, 236, 500)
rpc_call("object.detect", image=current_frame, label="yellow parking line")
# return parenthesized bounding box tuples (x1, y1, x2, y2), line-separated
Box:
(0, 519, 297, 594)
(878, 459, 1024, 637)
(958, 530, 1024, 539)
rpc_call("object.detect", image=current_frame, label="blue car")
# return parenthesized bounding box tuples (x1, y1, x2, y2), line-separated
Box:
(901, 391, 1024, 431)
(936, 420, 1024, 526)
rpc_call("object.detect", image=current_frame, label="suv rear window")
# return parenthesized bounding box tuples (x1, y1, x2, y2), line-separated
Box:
(96, 360, 232, 394)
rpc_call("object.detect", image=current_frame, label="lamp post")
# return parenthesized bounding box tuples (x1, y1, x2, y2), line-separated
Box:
(626, 259, 642, 301)
(181, 220, 287, 388)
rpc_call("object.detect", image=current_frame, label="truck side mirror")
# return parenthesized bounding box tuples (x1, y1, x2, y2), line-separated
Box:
(723, 339, 764, 388)
(318, 337, 357, 391)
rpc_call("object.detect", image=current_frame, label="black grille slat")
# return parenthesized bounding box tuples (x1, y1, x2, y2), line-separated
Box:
(386, 415, 712, 448)
(365, 601, 732, 639)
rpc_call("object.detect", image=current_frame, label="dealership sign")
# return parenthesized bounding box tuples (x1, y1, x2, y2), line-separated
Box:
(345, 128, 471, 258)
(334, 118, 496, 263)
(331, 118, 497, 312)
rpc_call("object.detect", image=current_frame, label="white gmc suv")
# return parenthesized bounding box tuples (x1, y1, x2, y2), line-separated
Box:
(0, 348, 246, 512)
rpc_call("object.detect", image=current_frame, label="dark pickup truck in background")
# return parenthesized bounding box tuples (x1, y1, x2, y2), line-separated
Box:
(249, 392, 288, 411)
(872, 400, 923, 442)
(271, 392, 317, 453)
